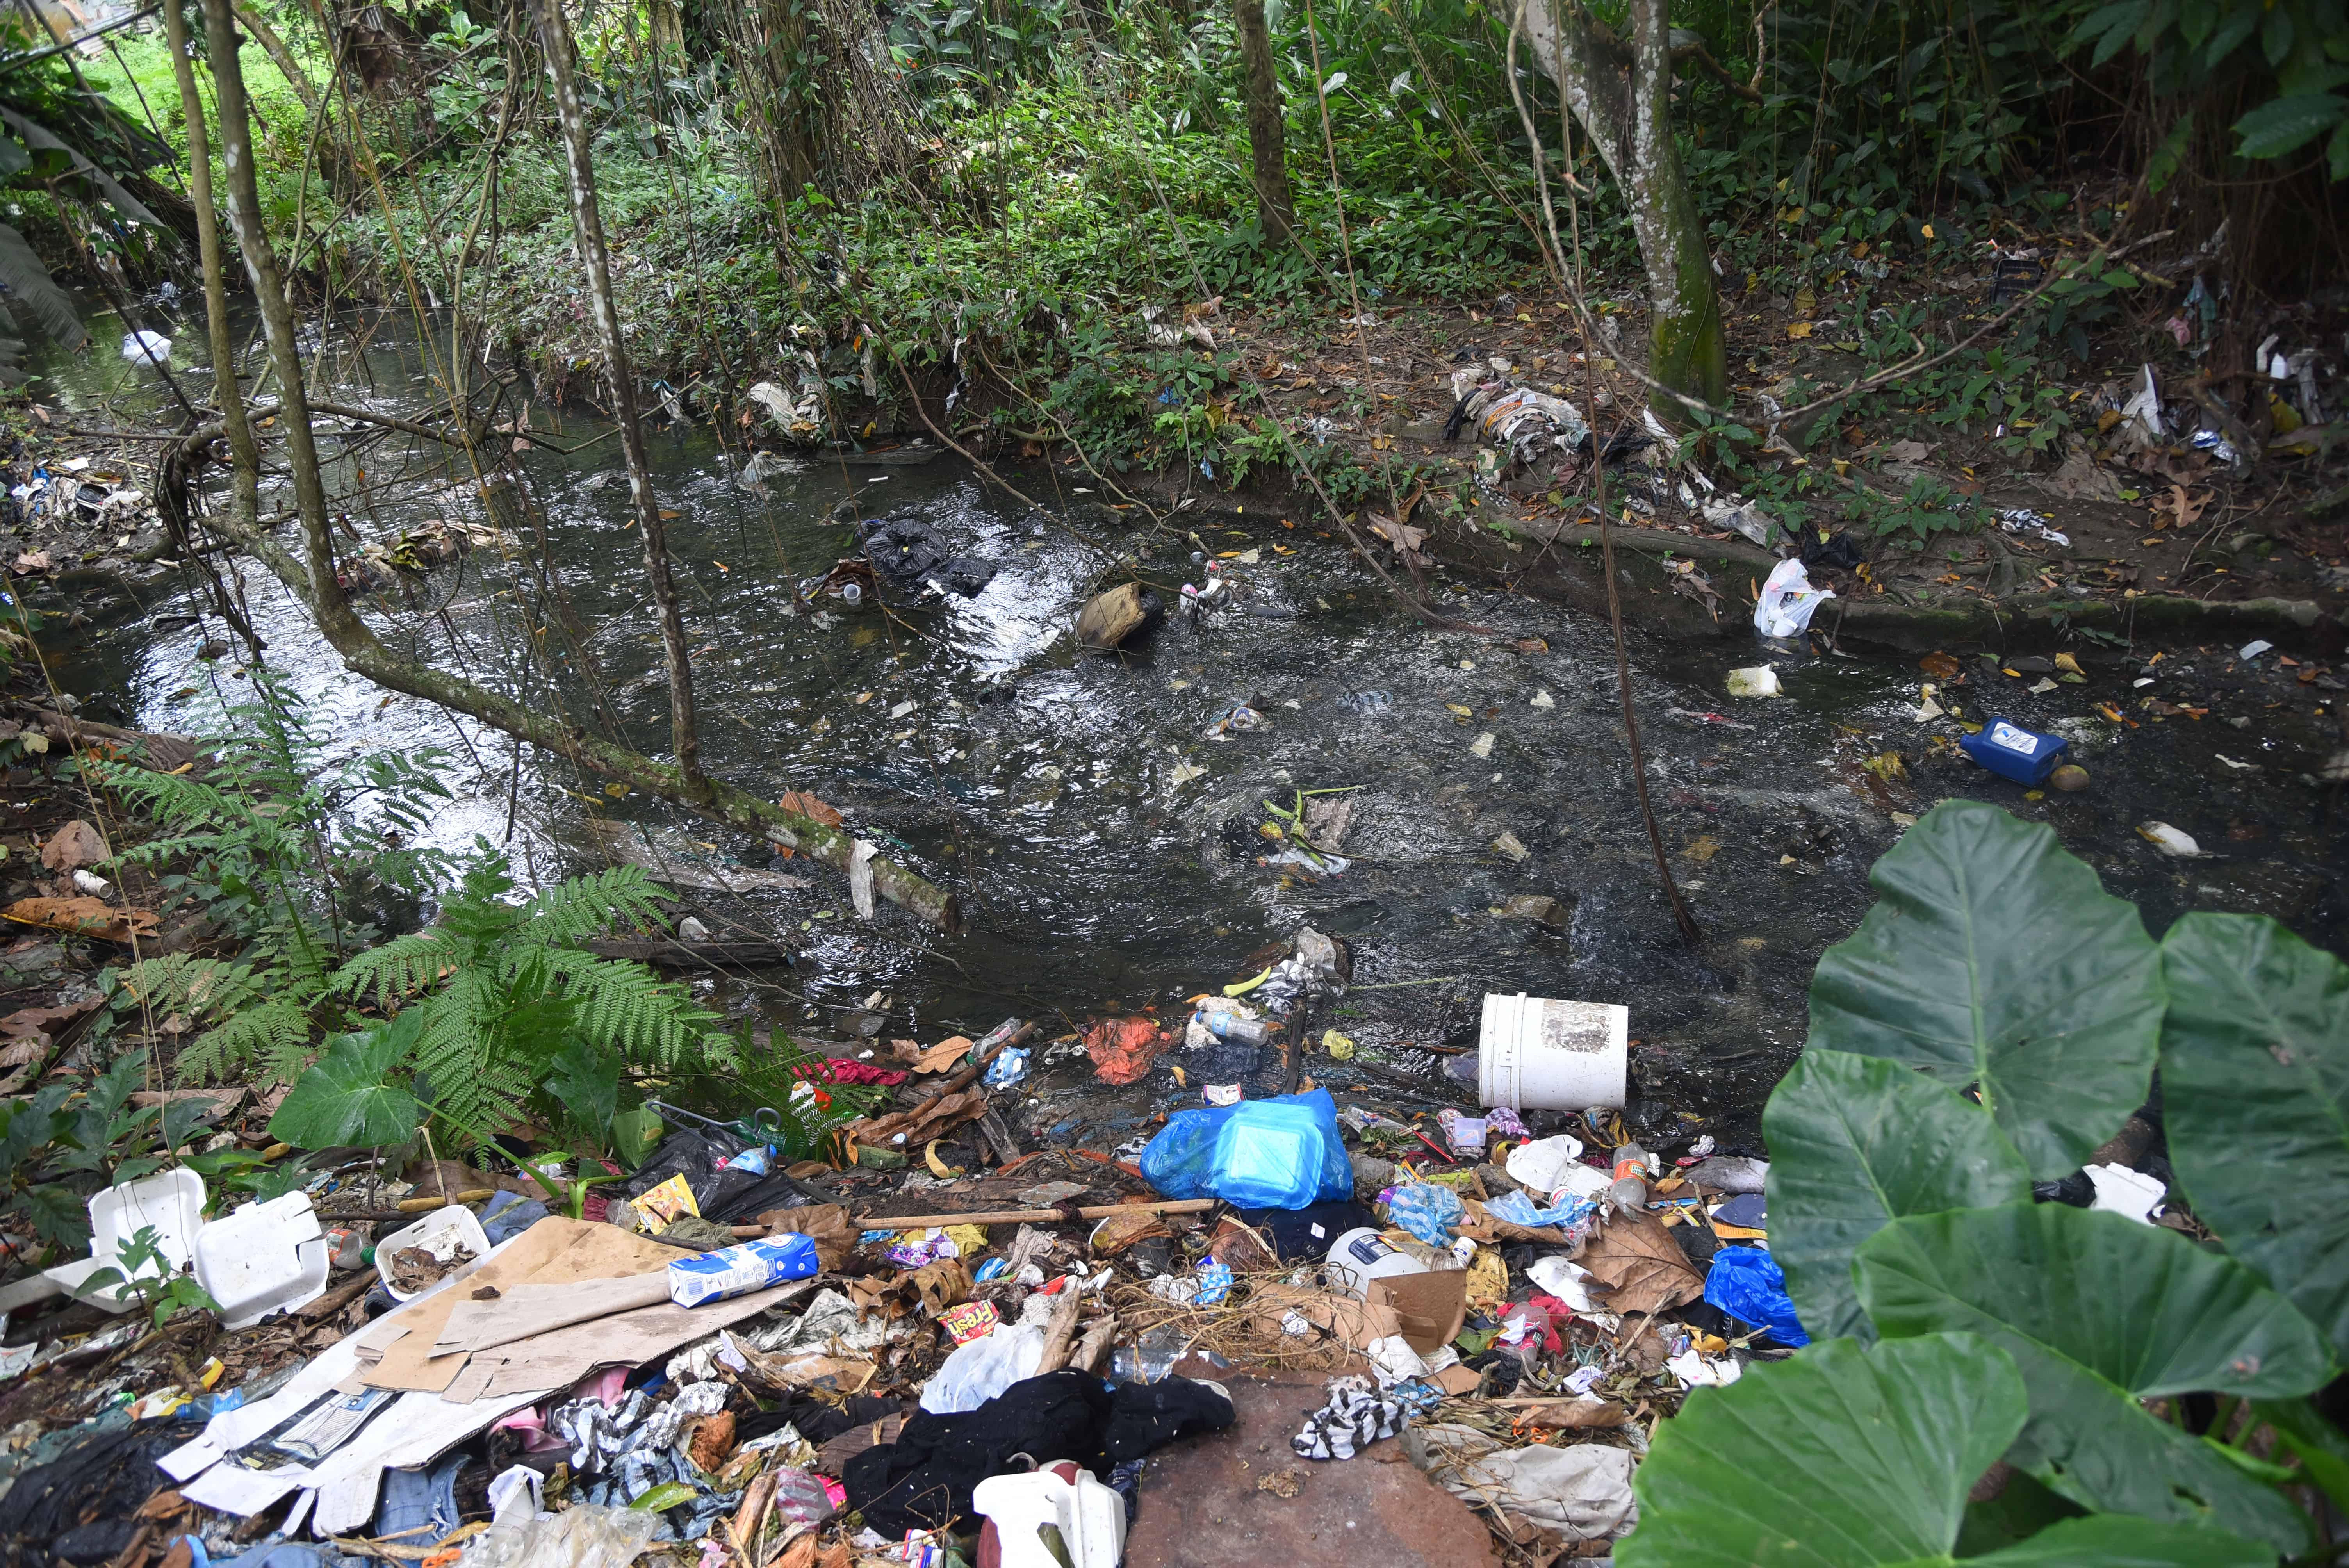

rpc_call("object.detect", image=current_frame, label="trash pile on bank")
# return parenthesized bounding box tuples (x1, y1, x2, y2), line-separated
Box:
(0, 943, 1816, 1568)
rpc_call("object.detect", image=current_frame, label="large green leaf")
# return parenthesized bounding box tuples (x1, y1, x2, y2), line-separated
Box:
(269, 1013, 424, 1149)
(1965, 1515, 2273, 1567)
(1857, 1203, 2333, 1550)
(1763, 1049, 2032, 1342)
(1617, 1332, 2265, 1567)
(1804, 800, 2163, 1178)
(2160, 913, 2349, 1349)
(2234, 91, 2347, 159)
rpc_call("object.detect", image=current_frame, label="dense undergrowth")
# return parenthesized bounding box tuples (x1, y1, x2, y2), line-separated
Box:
(45, 0, 2349, 506)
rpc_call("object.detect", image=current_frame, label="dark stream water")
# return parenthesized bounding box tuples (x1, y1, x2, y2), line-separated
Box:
(32, 308, 2349, 1147)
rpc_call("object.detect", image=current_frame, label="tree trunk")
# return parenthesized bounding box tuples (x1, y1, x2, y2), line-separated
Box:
(201, 0, 353, 637)
(166, 0, 260, 527)
(1235, 0, 1294, 246)
(230, 0, 321, 109)
(524, 0, 710, 800)
(1522, 0, 1726, 413)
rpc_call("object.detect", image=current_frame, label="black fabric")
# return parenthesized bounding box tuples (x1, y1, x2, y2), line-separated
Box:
(843, 1371, 1113, 1539)
(50, 1519, 136, 1564)
(0, 1425, 187, 1568)
(1103, 1378, 1234, 1462)
(740, 1393, 898, 1448)
(1237, 1198, 1377, 1262)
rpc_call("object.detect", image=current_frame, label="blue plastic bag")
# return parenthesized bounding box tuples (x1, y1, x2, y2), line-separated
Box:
(1139, 1088, 1351, 1210)
(1385, 1182, 1464, 1245)
(1703, 1246, 1810, 1347)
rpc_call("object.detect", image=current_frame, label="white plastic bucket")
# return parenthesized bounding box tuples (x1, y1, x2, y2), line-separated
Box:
(1477, 993, 1629, 1112)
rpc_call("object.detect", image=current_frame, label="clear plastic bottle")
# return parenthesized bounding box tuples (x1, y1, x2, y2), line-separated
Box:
(1607, 1142, 1652, 1211)
(1197, 1008, 1268, 1047)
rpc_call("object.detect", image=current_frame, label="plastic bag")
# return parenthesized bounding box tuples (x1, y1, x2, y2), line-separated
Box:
(1138, 1089, 1351, 1210)
(1383, 1182, 1463, 1246)
(919, 1324, 1047, 1415)
(461, 1502, 663, 1568)
(1752, 558, 1834, 638)
(1702, 1246, 1809, 1347)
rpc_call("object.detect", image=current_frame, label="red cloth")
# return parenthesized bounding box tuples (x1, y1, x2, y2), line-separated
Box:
(799, 1057, 909, 1087)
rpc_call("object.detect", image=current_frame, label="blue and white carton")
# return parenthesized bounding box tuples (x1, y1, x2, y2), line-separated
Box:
(1960, 717, 2069, 787)
(667, 1232, 820, 1307)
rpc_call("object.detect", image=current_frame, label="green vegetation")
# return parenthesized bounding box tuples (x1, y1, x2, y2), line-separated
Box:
(1620, 801, 2349, 1561)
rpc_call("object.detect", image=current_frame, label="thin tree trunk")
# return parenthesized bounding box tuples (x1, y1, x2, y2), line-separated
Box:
(201, 0, 355, 637)
(1235, 0, 1294, 246)
(165, 0, 260, 535)
(230, 0, 321, 109)
(1522, 0, 1726, 412)
(524, 0, 709, 800)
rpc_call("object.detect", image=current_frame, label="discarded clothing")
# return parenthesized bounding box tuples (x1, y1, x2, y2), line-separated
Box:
(1101, 1377, 1235, 1462)
(1235, 1199, 1378, 1262)
(845, 1370, 1114, 1538)
(1400, 1424, 1637, 1539)
(799, 1058, 908, 1088)
(1291, 1377, 1402, 1461)
(0, 1424, 187, 1568)
(372, 1451, 467, 1542)
(846, 1371, 1233, 1539)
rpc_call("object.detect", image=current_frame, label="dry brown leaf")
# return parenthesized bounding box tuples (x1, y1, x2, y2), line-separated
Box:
(1577, 1206, 1705, 1315)
(38, 821, 108, 873)
(3, 897, 158, 944)
(0, 995, 98, 1041)
(908, 1036, 973, 1074)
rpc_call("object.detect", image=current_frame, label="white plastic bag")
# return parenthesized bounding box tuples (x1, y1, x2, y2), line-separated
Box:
(919, 1323, 1046, 1414)
(1753, 558, 1834, 638)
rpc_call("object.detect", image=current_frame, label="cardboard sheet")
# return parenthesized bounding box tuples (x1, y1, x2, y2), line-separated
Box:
(1367, 1269, 1470, 1356)
(364, 1219, 689, 1392)
(433, 1271, 672, 1357)
(465, 1279, 818, 1399)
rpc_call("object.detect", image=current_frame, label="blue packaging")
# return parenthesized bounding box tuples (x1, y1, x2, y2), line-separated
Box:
(1139, 1087, 1351, 1210)
(1960, 717, 2068, 786)
(1703, 1246, 1809, 1347)
(667, 1231, 819, 1306)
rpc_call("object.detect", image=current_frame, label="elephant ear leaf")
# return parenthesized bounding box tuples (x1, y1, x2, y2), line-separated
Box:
(1617, 1331, 2269, 1568)
(1857, 1202, 2335, 1553)
(2160, 912, 2349, 1348)
(269, 1012, 423, 1149)
(1763, 1048, 2031, 1342)
(1804, 799, 2162, 1179)
(0, 225, 84, 350)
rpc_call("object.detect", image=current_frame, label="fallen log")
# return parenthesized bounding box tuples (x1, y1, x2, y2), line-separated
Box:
(577, 937, 796, 969)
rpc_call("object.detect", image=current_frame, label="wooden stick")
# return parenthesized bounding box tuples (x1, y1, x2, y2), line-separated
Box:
(395, 1190, 494, 1212)
(843, 1199, 1217, 1230)
(296, 1272, 377, 1319)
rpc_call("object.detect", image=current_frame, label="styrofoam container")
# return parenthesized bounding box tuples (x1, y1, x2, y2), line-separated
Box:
(44, 1167, 208, 1313)
(1478, 993, 1629, 1112)
(194, 1191, 329, 1329)
(374, 1203, 492, 1304)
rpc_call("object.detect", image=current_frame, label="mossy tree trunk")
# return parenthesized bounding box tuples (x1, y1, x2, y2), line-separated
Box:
(1523, 0, 1727, 415)
(1236, 0, 1295, 246)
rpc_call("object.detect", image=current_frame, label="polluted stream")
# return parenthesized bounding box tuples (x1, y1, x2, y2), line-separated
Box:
(39, 311, 2349, 1149)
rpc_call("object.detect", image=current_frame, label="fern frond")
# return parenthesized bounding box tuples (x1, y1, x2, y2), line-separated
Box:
(176, 996, 313, 1084)
(511, 865, 673, 948)
(332, 931, 458, 1009)
(535, 948, 723, 1069)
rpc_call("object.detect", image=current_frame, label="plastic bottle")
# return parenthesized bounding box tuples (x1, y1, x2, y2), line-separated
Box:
(1196, 1008, 1268, 1047)
(1607, 1143, 1652, 1211)
(324, 1227, 371, 1272)
(1323, 1226, 1431, 1298)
